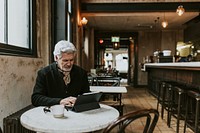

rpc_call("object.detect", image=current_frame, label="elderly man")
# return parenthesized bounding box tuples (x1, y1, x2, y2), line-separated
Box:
(31, 40, 90, 107)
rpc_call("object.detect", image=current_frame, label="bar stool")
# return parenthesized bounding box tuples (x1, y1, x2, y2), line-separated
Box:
(184, 90, 200, 133)
(157, 81, 187, 132)
(168, 85, 187, 133)
(156, 81, 167, 119)
(164, 82, 175, 127)
(157, 81, 176, 120)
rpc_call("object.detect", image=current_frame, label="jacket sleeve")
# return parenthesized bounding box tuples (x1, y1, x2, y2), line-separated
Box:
(31, 69, 62, 107)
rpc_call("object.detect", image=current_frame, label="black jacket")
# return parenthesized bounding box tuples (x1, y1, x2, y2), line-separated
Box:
(31, 62, 90, 106)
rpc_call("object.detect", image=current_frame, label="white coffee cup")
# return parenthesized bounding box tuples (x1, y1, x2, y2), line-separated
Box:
(51, 105, 65, 118)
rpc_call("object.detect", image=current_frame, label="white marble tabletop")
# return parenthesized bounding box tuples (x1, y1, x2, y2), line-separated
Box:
(90, 86, 127, 93)
(20, 104, 119, 133)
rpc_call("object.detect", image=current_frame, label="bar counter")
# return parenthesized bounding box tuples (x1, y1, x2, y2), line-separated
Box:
(142, 62, 200, 71)
(143, 62, 200, 96)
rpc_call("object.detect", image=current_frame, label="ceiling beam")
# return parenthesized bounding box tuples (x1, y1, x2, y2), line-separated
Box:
(81, 2, 200, 13)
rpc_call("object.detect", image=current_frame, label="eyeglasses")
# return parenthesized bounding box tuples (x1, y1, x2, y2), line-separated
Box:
(43, 106, 51, 113)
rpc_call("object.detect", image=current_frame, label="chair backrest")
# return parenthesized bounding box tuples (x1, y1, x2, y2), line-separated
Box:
(102, 108, 159, 133)
(88, 73, 98, 86)
(96, 76, 121, 86)
(88, 76, 95, 86)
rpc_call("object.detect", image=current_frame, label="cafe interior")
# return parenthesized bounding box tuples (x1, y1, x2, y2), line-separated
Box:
(1, 0, 200, 132)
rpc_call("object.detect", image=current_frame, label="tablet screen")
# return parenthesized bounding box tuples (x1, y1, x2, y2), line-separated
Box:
(72, 92, 102, 112)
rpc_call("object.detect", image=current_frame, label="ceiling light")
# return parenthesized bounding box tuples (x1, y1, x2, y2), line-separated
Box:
(80, 17, 88, 25)
(162, 21, 168, 28)
(113, 42, 120, 50)
(161, 13, 168, 28)
(176, 5, 185, 16)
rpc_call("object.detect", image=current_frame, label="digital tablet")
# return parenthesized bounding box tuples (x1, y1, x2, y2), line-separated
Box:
(65, 92, 102, 112)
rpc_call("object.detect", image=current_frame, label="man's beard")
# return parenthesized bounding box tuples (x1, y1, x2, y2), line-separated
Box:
(62, 67, 72, 72)
(58, 64, 72, 72)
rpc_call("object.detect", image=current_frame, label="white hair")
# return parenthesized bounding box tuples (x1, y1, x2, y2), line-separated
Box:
(53, 40, 77, 60)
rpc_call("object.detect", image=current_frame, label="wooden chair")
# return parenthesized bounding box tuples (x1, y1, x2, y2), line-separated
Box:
(102, 108, 159, 133)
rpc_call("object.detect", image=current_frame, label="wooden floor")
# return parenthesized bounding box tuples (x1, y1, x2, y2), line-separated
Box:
(120, 85, 194, 133)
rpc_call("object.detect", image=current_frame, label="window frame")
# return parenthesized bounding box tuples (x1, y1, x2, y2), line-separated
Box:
(0, 0, 37, 57)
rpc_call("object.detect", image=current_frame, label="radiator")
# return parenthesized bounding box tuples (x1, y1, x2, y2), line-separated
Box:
(3, 105, 36, 133)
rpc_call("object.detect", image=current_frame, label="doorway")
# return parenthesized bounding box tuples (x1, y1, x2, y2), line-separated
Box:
(94, 31, 138, 86)
(104, 49, 129, 85)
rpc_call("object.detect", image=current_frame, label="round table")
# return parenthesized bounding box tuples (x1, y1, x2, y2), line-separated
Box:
(20, 104, 119, 133)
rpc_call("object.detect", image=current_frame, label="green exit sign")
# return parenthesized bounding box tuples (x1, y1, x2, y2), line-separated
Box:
(111, 36, 120, 42)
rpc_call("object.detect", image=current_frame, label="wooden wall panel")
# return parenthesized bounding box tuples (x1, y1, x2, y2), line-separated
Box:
(192, 72, 200, 86)
(176, 70, 192, 84)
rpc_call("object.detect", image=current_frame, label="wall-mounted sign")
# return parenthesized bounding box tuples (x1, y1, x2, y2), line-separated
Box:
(111, 36, 120, 42)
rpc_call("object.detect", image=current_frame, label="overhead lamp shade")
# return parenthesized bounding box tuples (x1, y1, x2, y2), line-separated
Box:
(176, 5, 185, 16)
(80, 17, 88, 25)
(161, 21, 168, 28)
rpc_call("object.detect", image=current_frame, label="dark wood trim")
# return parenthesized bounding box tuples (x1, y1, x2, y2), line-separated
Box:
(81, 2, 200, 13)
(146, 66, 200, 71)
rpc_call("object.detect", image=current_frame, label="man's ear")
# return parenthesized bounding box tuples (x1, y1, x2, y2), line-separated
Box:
(54, 55, 58, 61)
(74, 53, 77, 57)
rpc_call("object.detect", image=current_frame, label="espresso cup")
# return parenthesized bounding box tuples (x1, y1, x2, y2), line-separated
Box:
(51, 105, 65, 118)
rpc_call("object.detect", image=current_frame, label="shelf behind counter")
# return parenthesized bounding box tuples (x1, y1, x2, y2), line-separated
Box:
(142, 62, 200, 96)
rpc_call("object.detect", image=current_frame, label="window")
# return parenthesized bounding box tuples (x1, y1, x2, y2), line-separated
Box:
(67, 0, 72, 41)
(0, 0, 36, 57)
(116, 53, 128, 73)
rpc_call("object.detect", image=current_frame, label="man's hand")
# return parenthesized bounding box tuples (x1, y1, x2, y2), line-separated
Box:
(60, 96, 77, 106)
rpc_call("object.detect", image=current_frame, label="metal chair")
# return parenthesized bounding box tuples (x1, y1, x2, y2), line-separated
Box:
(96, 76, 121, 86)
(102, 108, 159, 133)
